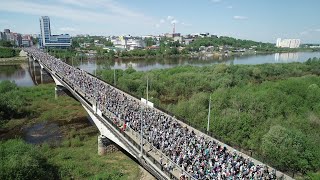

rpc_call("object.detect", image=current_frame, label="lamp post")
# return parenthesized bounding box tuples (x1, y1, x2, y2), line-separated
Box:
(207, 95, 211, 133)
(113, 68, 116, 86)
(146, 76, 149, 105)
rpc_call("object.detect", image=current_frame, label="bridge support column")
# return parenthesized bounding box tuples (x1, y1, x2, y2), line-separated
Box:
(98, 135, 118, 156)
(40, 67, 44, 84)
(55, 86, 66, 99)
(98, 135, 106, 155)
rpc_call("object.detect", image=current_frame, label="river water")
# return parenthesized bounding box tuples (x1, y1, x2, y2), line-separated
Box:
(1, 52, 319, 86)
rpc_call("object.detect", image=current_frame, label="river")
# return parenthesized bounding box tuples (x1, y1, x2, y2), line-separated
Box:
(0, 51, 319, 86)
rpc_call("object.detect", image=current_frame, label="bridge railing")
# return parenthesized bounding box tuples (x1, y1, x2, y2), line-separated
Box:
(91, 97, 192, 179)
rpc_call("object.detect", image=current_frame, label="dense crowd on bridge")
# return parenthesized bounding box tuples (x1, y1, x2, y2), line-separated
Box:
(24, 47, 277, 180)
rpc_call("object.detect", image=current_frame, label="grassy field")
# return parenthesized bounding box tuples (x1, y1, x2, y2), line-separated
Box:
(0, 83, 141, 180)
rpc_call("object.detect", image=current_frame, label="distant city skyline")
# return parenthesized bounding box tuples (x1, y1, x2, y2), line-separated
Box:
(0, 0, 320, 43)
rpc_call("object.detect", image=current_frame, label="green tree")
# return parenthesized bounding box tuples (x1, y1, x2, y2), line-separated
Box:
(0, 139, 57, 180)
(0, 40, 13, 47)
(262, 125, 319, 174)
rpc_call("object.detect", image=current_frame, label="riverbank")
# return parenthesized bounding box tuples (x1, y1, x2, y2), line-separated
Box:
(0, 50, 27, 65)
(0, 83, 146, 179)
(103, 49, 320, 61)
(0, 56, 27, 65)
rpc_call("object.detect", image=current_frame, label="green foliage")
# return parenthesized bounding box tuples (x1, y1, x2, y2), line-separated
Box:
(0, 47, 18, 58)
(1, 83, 141, 180)
(72, 39, 80, 48)
(0, 40, 14, 47)
(0, 81, 27, 121)
(262, 126, 319, 173)
(144, 37, 157, 47)
(0, 139, 57, 180)
(32, 37, 38, 45)
(104, 40, 114, 47)
(98, 59, 320, 175)
(47, 48, 77, 60)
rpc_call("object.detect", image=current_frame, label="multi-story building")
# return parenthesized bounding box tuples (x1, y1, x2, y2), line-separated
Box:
(111, 36, 145, 50)
(276, 38, 300, 48)
(39, 16, 71, 48)
(0, 29, 20, 46)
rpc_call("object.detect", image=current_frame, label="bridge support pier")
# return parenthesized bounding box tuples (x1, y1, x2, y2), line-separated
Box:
(98, 135, 106, 155)
(98, 135, 118, 156)
(55, 86, 66, 99)
(40, 67, 44, 84)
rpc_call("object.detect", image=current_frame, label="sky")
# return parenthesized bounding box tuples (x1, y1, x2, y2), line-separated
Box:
(0, 0, 320, 43)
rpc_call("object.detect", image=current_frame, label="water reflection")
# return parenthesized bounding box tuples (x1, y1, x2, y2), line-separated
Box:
(65, 51, 320, 74)
(0, 64, 34, 87)
(27, 57, 53, 85)
(274, 53, 299, 62)
(0, 58, 54, 87)
(1, 51, 319, 86)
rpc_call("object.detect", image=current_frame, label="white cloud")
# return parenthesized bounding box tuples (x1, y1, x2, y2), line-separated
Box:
(212, 0, 222, 3)
(160, 19, 165, 23)
(0, 0, 154, 26)
(171, 20, 178, 24)
(227, 6, 233, 9)
(155, 24, 160, 28)
(233, 16, 248, 20)
(167, 16, 174, 21)
(300, 28, 320, 35)
(181, 22, 192, 26)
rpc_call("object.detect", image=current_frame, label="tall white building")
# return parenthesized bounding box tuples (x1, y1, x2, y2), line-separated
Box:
(39, 16, 71, 48)
(276, 38, 300, 48)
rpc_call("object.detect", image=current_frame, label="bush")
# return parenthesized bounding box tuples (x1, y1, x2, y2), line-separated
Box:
(0, 81, 27, 121)
(0, 139, 57, 180)
(0, 47, 18, 58)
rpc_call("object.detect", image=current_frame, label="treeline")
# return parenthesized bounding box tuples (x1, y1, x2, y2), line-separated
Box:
(0, 47, 19, 58)
(185, 36, 274, 51)
(97, 58, 320, 177)
(0, 40, 14, 47)
(47, 48, 77, 60)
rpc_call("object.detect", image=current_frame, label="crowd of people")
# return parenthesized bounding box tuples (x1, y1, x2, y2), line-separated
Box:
(24, 47, 278, 180)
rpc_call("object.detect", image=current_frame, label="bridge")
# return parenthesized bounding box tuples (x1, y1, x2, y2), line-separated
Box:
(24, 47, 292, 180)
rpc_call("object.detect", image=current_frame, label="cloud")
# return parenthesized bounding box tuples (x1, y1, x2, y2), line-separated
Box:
(300, 28, 320, 35)
(155, 24, 160, 28)
(171, 20, 178, 24)
(160, 19, 165, 24)
(167, 16, 174, 21)
(181, 22, 192, 26)
(233, 16, 248, 20)
(211, 0, 222, 3)
(227, 6, 233, 9)
(0, 0, 154, 26)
